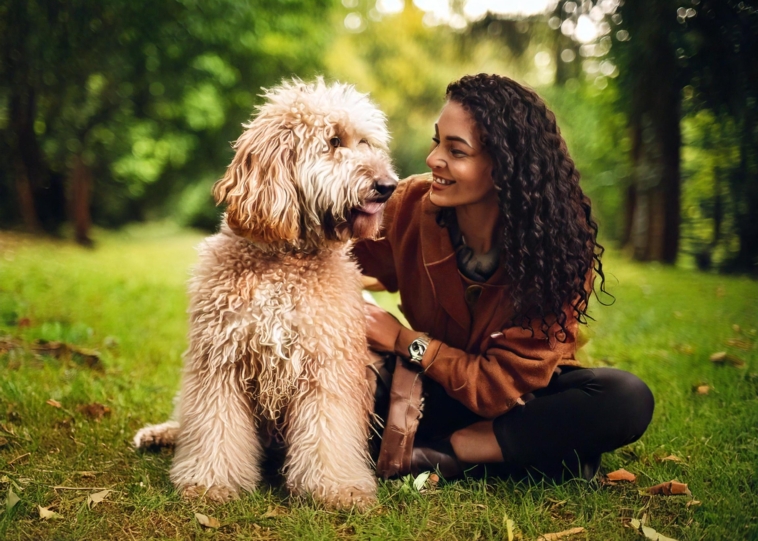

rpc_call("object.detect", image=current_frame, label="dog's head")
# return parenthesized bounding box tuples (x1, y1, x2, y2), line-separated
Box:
(213, 78, 397, 247)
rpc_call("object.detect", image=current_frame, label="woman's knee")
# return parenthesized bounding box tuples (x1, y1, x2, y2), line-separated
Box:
(594, 368, 655, 439)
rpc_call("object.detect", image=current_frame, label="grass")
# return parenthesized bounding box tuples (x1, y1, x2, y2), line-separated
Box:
(0, 224, 756, 540)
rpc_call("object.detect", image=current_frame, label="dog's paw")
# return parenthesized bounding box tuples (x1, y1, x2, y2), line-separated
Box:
(133, 422, 179, 449)
(180, 484, 239, 503)
(320, 488, 377, 511)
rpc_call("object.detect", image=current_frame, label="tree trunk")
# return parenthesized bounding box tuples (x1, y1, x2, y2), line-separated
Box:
(731, 113, 758, 271)
(621, 0, 682, 263)
(9, 89, 44, 233)
(68, 154, 94, 246)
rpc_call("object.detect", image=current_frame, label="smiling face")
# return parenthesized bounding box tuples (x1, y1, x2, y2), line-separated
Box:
(426, 100, 496, 210)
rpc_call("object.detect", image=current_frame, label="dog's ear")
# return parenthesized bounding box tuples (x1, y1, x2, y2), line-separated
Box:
(213, 118, 300, 243)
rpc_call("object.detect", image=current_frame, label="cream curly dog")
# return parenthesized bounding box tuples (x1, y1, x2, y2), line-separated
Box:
(134, 79, 397, 509)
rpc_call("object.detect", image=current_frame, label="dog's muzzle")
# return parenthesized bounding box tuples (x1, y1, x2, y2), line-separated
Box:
(371, 177, 398, 204)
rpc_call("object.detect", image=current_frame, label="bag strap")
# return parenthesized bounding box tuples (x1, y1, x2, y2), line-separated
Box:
(376, 357, 424, 479)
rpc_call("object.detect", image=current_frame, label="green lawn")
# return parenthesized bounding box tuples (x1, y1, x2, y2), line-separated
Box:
(0, 225, 756, 540)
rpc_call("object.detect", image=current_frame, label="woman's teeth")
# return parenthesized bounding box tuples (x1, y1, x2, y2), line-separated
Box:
(434, 176, 454, 185)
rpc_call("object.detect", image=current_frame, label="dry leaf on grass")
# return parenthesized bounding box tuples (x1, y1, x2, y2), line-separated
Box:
(725, 338, 752, 350)
(413, 471, 431, 491)
(0, 437, 8, 448)
(605, 468, 637, 482)
(428, 473, 439, 486)
(46, 399, 62, 408)
(195, 512, 220, 528)
(536, 527, 586, 540)
(30, 340, 104, 370)
(657, 455, 684, 463)
(709, 351, 746, 367)
(694, 385, 710, 395)
(38, 505, 63, 520)
(628, 518, 678, 541)
(686, 500, 701, 508)
(504, 518, 515, 541)
(77, 403, 111, 421)
(645, 480, 691, 496)
(6, 487, 20, 511)
(87, 489, 111, 508)
(262, 506, 284, 518)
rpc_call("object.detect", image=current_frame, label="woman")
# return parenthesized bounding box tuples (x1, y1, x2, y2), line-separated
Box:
(354, 73, 654, 481)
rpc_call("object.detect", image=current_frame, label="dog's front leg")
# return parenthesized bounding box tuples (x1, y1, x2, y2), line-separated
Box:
(283, 356, 377, 510)
(170, 364, 262, 502)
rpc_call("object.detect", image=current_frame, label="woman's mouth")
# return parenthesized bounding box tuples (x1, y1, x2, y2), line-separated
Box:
(432, 175, 455, 189)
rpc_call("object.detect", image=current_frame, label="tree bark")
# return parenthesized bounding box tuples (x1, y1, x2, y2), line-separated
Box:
(9, 89, 44, 233)
(621, 0, 682, 263)
(68, 154, 93, 246)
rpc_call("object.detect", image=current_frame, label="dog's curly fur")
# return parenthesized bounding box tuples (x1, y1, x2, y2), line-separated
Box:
(134, 79, 397, 509)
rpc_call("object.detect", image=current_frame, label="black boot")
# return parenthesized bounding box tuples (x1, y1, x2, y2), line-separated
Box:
(411, 440, 462, 479)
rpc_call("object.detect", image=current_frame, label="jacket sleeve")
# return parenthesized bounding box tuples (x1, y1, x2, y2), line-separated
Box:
(352, 180, 410, 293)
(419, 312, 578, 419)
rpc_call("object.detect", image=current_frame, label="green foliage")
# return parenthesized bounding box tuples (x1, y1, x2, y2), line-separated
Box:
(0, 0, 333, 230)
(541, 81, 631, 241)
(0, 230, 756, 539)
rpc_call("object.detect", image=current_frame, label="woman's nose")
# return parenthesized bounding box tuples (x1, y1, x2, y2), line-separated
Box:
(426, 146, 443, 170)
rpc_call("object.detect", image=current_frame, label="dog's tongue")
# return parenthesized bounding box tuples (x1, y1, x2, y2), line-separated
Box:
(359, 202, 384, 215)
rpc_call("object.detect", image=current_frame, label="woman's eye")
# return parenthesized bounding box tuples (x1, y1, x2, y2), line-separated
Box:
(330, 137, 341, 148)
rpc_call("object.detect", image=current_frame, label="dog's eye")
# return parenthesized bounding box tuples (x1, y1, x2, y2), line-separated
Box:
(359, 139, 370, 146)
(330, 137, 341, 148)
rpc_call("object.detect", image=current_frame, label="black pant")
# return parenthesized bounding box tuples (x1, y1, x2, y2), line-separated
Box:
(413, 367, 655, 478)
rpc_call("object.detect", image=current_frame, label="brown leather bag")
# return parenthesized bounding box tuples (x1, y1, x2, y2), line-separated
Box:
(374, 358, 425, 479)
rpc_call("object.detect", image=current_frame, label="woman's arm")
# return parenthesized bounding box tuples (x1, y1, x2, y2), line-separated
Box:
(367, 304, 577, 419)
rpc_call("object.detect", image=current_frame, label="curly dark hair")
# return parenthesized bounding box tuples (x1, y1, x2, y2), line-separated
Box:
(445, 73, 607, 338)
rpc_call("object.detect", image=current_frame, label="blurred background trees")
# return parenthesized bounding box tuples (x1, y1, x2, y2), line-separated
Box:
(1, 0, 756, 273)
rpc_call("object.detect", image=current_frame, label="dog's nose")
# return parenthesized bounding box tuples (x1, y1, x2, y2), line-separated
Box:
(373, 177, 397, 202)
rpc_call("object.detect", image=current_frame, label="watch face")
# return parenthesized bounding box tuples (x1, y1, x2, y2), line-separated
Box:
(409, 339, 427, 358)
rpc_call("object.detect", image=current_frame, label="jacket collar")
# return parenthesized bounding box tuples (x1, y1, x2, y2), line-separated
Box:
(420, 190, 512, 339)
(420, 192, 472, 333)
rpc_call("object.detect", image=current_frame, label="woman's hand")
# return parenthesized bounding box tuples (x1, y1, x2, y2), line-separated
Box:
(364, 303, 403, 353)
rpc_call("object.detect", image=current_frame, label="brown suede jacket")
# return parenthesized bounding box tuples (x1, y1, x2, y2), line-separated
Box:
(353, 174, 582, 419)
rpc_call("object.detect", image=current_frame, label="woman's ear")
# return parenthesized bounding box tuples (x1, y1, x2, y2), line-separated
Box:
(213, 117, 300, 243)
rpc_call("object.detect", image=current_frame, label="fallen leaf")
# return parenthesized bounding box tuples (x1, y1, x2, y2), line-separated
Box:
(657, 455, 684, 463)
(31, 340, 66, 357)
(0, 437, 8, 447)
(428, 473, 439, 486)
(17, 318, 31, 328)
(646, 480, 692, 496)
(710, 351, 746, 367)
(413, 471, 431, 491)
(537, 527, 586, 541)
(6, 487, 20, 511)
(606, 468, 637, 482)
(68, 345, 103, 371)
(262, 506, 283, 518)
(195, 512, 220, 528)
(674, 344, 694, 355)
(46, 399, 62, 408)
(38, 505, 63, 520)
(505, 517, 515, 541)
(77, 403, 111, 421)
(628, 518, 678, 541)
(87, 489, 111, 508)
(695, 385, 710, 395)
(709, 351, 727, 362)
(686, 500, 701, 508)
(725, 338, 751, 350)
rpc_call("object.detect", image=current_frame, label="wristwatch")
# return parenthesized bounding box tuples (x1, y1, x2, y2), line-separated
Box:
(407, 334, 431, 366)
